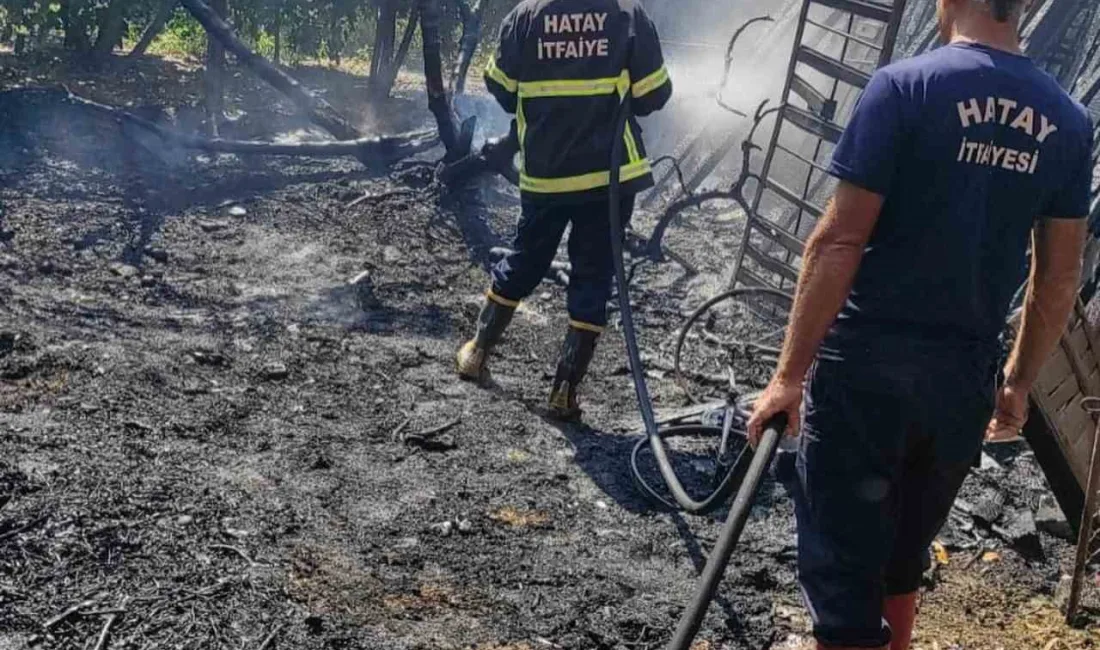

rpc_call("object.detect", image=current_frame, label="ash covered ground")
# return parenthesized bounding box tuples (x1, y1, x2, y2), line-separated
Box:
(0, 54, 1098, 650)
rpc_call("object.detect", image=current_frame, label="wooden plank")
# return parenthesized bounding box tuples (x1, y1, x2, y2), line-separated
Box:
(1068, 320, 1090, 361)
(1066, 325, 1100, 397)
(1075, 299, 1100, 373)
(1049, 374, 1082, 412)
(1060, 334, 1097, 408)
(1024, 400, 1086, 533)
(1038, 349, 1074, 393)
(1056, 402, 1094, 484)
(1060, 398, 1094, 447)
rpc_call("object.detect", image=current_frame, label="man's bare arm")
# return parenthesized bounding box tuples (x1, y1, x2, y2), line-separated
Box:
(1004, 218, 1087, 390)
(747, 180, 883, 441)
(774, 180, 884, 383)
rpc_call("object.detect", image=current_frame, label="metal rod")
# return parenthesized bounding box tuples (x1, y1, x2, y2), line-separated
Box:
(805, 17, 884, 50)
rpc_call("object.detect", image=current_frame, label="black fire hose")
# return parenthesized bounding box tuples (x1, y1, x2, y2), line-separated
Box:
(608, 92, 783, 511)
(607, 88, 787, 650)
(666, 422, 783, 650)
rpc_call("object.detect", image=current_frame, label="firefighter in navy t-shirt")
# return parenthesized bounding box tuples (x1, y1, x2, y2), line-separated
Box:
(455, 0, 672, 420)
(748, 0, 1094, 648)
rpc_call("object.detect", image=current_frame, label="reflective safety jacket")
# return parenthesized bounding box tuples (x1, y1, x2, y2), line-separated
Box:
(485, 0, 673, 203)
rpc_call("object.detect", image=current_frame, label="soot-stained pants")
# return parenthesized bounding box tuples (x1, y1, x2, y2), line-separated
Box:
(787, 349, 995, 648)
(489, 195, 634, 331)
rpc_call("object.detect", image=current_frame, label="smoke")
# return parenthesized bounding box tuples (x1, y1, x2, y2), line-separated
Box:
(454, 0, 805, 185)
(642, 0, 802, 181)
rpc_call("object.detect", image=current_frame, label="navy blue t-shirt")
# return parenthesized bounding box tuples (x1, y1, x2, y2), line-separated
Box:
(825, 42, 1094, 365)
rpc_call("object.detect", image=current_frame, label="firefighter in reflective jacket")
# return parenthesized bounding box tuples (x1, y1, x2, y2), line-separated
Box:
(456, 0, 672, 420)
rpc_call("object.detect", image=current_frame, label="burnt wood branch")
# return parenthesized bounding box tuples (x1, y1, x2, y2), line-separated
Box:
(60, 90, 438, 165)
(418, 0, 462, 157)
(178, 0, 364, 144)
(437, 126, 519, 186)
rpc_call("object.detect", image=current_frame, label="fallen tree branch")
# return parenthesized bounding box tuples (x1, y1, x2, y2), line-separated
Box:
(59, 89, 438, 165)
(44, 597, 100, 630)
(409, 416, 462, 439)
(178, 0, 364, 144)
(209, 544, 259, 566)
(257, 623, 286, 650)
(91, 609, 122, 650)
(437, 125, 520, 186)
(0, 515, 48, 542)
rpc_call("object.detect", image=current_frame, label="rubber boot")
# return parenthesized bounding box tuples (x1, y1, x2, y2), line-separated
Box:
(884, 592, 919, 650)
(548, 327, 599, 421)
(456, 298, 515, 382)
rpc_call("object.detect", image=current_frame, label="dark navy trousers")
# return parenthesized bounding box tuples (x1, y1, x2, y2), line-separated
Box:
(490, 195, 634, 331)
(788, 346, 996, 648)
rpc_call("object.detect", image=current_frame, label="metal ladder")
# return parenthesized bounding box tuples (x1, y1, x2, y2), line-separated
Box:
(730, 0, 909, 300)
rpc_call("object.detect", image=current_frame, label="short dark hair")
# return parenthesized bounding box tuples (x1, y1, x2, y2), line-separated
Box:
(987, 0, 1025, 22)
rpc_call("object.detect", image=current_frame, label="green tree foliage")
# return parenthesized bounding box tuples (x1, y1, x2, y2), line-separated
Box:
(0, 0, 521, 66)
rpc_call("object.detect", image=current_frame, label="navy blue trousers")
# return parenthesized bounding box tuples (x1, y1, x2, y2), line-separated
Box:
(490, 195, 634, 330)
(792, 350, 995, 648)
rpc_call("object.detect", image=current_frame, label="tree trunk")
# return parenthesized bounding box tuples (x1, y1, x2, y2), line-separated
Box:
(10, 0, 27, 54)
(418, 0, 459, 155)
(273, 10, 281, 63)
(179, 0, 364, 142)
(449, 0, 488, 97)
(203, 0, 227, 136)
(62, 0, 93, 52)
(92, 0, 129, 58)
(328, 13, 342, 65)
(129, 0, 176, 57)
(374, 6, 418, 101)
(368, 0, 398, 99)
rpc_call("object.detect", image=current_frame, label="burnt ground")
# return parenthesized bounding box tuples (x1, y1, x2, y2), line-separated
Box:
(1, 52, 1099, 650)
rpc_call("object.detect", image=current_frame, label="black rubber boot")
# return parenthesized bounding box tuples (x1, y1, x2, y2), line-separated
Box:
(456, 297, 516, 382)
(548, 327, 599, 421)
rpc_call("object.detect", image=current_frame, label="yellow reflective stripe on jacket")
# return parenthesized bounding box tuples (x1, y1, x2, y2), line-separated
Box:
(518, 73, 624, 98)
(485, 56, 518, 93)
(516, 98, 528, 173)
(632, 65, 669, 98)
(623, 125, 640, 163)
(520, 159, 652, 194)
